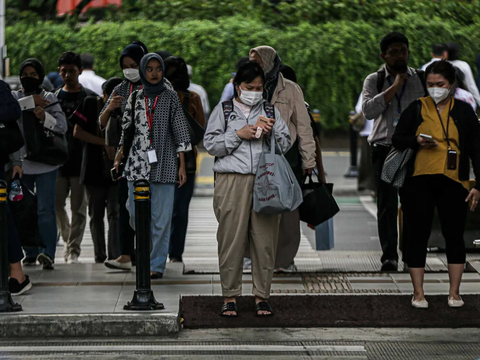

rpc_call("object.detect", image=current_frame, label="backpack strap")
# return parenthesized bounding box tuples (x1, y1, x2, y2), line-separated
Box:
(263, 101, 275, 120)
(415, 69, 428, 96)
(221, 100, 234, 127)
(183, 90, 190, 110)
(376, 68, 386, 94)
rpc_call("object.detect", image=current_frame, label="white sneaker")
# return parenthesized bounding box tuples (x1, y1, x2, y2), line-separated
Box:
(411, 297, 429, 309)
(104, 259, 132, 271)
(67, 254, 79, 264)
(448, 296, 464, 308)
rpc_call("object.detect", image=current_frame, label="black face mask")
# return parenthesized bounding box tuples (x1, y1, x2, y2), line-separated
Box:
(21, 77, 42, 94)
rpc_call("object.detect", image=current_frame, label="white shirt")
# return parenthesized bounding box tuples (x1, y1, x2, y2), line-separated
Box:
(78, 70, 106, 96)
(355, 92, 373, 137)
(188, 82, 210, 117)
(450, 59, 480, 109)
(421, 57, 441, 71)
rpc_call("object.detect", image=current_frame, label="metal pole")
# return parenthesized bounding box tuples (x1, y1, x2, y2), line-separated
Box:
(0, 0, 5, 78)
(344, 122, 358, 178)
(0, 180, 22, 312)
(124, 179, 164, 311)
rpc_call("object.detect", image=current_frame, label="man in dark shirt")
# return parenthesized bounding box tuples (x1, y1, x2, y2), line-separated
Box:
(55, 52, 96, 264)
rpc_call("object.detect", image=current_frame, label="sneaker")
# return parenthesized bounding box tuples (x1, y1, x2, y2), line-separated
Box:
(22, 257, 37, 266)
(37, 253, 54, 270)
(381, 259, 398, 272)
(66, 254, 79, 264)
(9, 276, 32, 296)
(275, 263, 297, 273)
(104, 259, 132, 271)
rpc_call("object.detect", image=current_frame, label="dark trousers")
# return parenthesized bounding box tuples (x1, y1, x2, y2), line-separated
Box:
(169, 174, 196, 261)
(0, 166, 23, 264)
(400, 175, 468, 267)
(372, 144, 399, 263)
(86, 184, 120, 262)
(118, 177, 135, 257)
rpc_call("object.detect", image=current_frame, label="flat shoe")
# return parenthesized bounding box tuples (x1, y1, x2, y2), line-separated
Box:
(448, 296, 464, 308)
(150, 272, 163, 279)
(104, 260, 132, 271)
(411, 296, 428, 309)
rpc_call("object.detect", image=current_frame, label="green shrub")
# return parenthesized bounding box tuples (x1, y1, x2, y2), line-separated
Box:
(6, 15, 480, 130)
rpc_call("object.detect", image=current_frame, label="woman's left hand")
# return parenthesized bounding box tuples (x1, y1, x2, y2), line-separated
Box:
(466, 188, 480, 211)
(178, 166, 187, 188)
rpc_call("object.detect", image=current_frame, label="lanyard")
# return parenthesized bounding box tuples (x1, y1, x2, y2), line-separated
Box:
(145, 96, 159, 144)
(129, 83, 143, 95)
(387, 77, 407, 114)
(434, 98, 453, 149)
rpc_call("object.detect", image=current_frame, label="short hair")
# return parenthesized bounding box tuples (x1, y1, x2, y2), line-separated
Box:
(447, 42, 460, 61)
(233, 61, 265, 97)
(58, 51, 83, 69)
(432, 43, 447, 57)
(380, 32, 409, 55)
(425, 60, 456, 84)
(102, 77, 123, 97)
(80, 54, 94, 69)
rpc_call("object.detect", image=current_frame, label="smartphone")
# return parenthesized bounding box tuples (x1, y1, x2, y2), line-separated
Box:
(419, 133, 435, 142)
(110, 164, 123, 182)
(254, 116, 269, 129)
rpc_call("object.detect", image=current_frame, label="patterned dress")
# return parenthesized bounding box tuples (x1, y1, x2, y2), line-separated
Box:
(120, 88, 191, 183)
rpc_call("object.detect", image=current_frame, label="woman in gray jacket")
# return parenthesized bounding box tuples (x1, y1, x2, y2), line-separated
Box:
(204, 62, 291, 317)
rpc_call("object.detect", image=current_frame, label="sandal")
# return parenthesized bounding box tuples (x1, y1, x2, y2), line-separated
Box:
(255, 301, 274, 317)
(220, 302, 238, 317)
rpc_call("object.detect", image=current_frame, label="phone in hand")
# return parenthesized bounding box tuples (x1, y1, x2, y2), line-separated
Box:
(419, 133, 435, 142)
(110, 164, 123, 182)
(254, 116, 269, 129)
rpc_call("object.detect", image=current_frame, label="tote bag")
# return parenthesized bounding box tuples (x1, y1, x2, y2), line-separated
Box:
(299, 176, 339, 226)
(253, 129, 303, 215)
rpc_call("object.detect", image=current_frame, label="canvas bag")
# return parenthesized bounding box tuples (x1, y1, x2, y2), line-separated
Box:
(253, 129, 303, 215)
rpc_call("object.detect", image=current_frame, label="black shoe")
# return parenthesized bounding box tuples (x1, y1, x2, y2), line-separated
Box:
(22, 257, 37, 266)
(150, 272, 163, 279)
(37, 253, 54, 270)
(381, 259, 398, 272)
(9, 275, 32, 296)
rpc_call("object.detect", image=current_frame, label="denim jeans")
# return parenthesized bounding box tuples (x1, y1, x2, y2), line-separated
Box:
(23, 169, 59, 261)
(127, 181, 175, 274)
(169, 174, 195, 261)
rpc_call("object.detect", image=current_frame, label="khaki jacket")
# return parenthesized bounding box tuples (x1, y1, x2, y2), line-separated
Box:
(271, 73, 316, 169)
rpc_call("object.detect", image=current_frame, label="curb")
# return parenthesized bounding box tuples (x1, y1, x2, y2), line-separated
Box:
(0, 313, 180, 338)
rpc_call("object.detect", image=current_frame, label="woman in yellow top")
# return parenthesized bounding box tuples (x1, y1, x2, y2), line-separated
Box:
(392, 60, 480, 309)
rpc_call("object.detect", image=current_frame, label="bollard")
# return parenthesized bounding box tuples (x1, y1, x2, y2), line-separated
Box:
(124, 179, 164, 311)
(344, 115, 358, 178)
(0, 180, 22, 312)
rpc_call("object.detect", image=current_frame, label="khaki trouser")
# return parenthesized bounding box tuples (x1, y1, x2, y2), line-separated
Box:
(214, 173, 281, 299)
(56, 176, 87, 260)
(274, 209, 301, 269)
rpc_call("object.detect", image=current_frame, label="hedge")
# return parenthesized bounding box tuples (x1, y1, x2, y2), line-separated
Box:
(6, 14, 480, 130)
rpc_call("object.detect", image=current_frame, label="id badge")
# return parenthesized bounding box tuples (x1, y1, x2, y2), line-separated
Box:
(447, 150, 457, 170)
(147, 149, 158, 164)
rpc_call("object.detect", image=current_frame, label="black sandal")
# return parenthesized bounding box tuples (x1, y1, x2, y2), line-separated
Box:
(255, 301, 274, 317)
(220, 302, 238, 317)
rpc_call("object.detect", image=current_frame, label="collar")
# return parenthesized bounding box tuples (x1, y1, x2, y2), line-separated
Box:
(271, 73, 285, 103)
(384, 65, 414, 79)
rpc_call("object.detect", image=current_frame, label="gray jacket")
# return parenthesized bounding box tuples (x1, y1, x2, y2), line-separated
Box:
(204, 99, 292, 174)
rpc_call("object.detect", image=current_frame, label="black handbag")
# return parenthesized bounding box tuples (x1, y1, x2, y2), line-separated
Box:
(183, 90, 205, 146)
(8, 180, 45, 248)
(105, 109, 122, 147)
(299, 174, 340, 226)
(0, 121, 24, 161)
(22, 109, 68, 166)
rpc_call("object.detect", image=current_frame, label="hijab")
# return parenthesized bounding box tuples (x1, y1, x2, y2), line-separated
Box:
(119, 40, 148, 69)
(164, 56, 190, 92)
(19, 58, 45, 95)
(250, 46, 282, 101)
(139, 53, 167, 97)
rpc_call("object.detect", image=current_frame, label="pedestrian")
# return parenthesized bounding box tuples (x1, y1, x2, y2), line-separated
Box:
(78, 54, 107, 96)
(421, 43, 447, 71)
(9, 58, 68, 270)
(219, 57, 249, 103)
(446, 42, 480, 111)
(354, 92, 375, 193)
(102, 40, 148, 271)
(204, 61, 292, 317)
(72, 77, 123, 263)
(249, 46, 316, 273)
(55, 51, 96, 264)
(0, 79, 32, 294)
(164, 56, 206, 263)
(392, 60, 480, 309)
(113, 53, 192, 279)
(362, 32, 428, 271)
(186, 64, 210, 119)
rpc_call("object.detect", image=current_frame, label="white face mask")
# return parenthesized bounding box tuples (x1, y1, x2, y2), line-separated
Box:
(239, 86, 263, 106)
(123, 68, 140, 83)
(428, 87, 450, 104)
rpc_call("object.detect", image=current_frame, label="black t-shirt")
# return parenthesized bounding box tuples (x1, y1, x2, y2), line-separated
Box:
(72, 95, 115, 187)
(56, 86, 96, 177)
